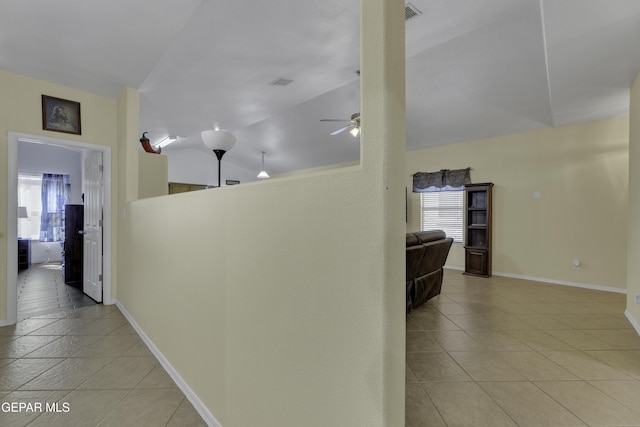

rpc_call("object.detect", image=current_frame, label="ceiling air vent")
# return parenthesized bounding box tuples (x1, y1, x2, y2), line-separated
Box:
(405, 3, 422, 21)
(269, 78, 294, 86)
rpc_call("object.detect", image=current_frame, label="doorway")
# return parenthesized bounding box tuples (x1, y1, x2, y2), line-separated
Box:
(5, 131, 112, 325)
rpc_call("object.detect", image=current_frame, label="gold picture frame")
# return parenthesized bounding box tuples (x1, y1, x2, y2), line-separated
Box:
(42, 95, 81, 135)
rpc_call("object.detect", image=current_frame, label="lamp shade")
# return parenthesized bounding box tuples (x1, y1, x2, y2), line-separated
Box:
(201, 130, 236, 152)
(18, 206, 28, 218)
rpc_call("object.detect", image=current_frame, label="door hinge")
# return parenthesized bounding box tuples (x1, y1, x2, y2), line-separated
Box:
(99, 165, 104, 172)
(98, 274, 103, 282)
(99, 219, 103, 227)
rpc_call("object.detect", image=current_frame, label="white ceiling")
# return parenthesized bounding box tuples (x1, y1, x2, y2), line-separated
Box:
(2, 0, 640, 177)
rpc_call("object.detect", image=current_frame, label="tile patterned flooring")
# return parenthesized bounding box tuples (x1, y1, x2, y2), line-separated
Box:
(406, 270, 640, 427)
(17, 263, 96, 320)
(0, 305, 207, 426)
(3, 266, 639, 426)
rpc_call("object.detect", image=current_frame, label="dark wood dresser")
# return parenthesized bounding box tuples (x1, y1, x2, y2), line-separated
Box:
(18, 238, 31, 270)
(62, 204, 84, 286)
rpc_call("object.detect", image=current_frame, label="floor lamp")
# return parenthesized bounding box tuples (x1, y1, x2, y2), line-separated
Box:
(201, 130, 236, 187)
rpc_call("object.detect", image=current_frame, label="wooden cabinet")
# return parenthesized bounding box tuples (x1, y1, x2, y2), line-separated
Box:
(18, 239, 31, 270)
(464, 183, 493, 277)
(168, 182, 208, 194)
(62, 204, 84, 286)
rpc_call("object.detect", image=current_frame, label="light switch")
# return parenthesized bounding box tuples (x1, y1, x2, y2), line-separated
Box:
(533, 191, 541, 199)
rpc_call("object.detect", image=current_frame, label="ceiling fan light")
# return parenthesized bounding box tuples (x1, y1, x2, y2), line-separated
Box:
(349, 126, 360, 137)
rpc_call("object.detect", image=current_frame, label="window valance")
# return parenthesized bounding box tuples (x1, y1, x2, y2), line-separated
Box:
(412, 168, 471, 192)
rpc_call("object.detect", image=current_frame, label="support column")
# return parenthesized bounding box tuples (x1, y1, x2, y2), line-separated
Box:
(627, 73, 640, 332)
(361, 0, 406, 424)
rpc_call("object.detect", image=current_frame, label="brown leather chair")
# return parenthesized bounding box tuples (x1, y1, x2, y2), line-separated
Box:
(406, 230, 453, 313)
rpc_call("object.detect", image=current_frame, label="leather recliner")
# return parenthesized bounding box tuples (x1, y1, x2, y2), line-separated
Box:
(406, 230, 453, 313)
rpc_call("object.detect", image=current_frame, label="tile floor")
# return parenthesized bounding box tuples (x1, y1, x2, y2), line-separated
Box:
(17, 263, 96, 320)
(0, 304, 207, 426)
(3, 267, 639, 426)
(406, 270, 640, 427)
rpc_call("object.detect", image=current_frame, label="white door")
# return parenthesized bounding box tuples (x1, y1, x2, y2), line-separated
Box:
(83, 151, 103, 302)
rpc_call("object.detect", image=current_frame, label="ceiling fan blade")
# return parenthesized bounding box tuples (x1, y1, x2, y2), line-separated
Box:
(321, 119, 350, 122)
(330, 125, 353, 136)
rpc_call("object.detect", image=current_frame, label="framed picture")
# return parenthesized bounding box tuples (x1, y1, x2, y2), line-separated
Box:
(42, 95, 81, 135)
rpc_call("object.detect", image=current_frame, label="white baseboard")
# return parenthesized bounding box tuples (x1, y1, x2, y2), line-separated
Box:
(493, 271, 627, 294)
(114, 300, 221, 427)
(625, 310, 640, 337)
(444, 266, 626, 294)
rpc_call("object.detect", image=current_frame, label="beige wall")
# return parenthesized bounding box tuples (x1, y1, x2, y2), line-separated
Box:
(116, 1, 406, 426)
(118, 169, 392, 426)
(118, 87, 139, 203)
(273, 159, 360, 178)
(0, 70, 120, 322)
(138, 152, 169, 199)
(407, 116, 629, 290)
(627, 74, 640, 328)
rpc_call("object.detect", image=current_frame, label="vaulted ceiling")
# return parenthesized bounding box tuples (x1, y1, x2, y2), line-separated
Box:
(2, 0, 640, 177)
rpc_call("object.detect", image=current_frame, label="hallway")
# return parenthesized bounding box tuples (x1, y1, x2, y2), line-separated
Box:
(17, 263, 96, 320)
(0, 304, 207, 426)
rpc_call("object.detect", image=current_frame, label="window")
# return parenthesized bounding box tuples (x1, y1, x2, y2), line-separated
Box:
(420, 190, 463, 244)
(17, 173, 70, 241)
(17, 173, 43, 239)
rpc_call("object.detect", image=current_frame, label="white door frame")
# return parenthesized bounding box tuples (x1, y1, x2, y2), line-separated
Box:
(4, 131, 112, 325)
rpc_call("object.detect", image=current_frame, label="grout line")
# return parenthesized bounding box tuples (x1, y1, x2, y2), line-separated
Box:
(406, 270, 640, 426)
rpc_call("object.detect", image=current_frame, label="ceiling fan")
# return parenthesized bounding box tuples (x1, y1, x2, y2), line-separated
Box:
(321, 112, 361, 137)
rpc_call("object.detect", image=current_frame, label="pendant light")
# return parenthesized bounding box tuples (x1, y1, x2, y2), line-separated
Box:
(257, 151, 270, 179)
